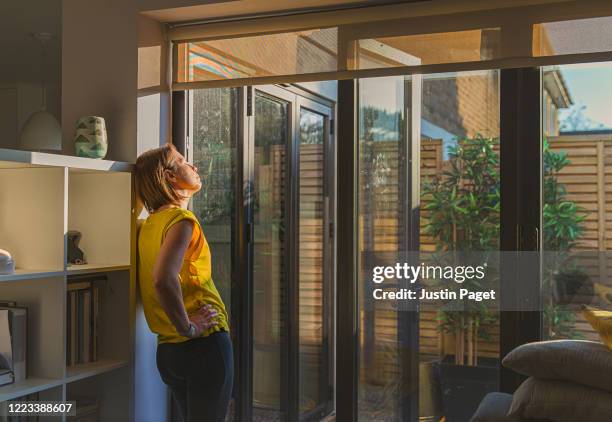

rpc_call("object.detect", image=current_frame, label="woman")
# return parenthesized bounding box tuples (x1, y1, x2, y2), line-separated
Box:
(135, 144, 233, 422)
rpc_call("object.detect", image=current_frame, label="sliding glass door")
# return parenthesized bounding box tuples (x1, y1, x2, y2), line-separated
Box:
(187, 85, 335, 422)
(296, 98, 334, 421)
(251, 86, 291, 421)
(540, 62, 612, 343)
(357, 70, 501, 422)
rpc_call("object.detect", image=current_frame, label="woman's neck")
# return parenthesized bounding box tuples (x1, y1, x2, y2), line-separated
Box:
(153, 195, 190, 213)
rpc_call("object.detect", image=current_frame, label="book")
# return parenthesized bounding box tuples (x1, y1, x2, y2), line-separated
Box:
(92, 287, 99, 362)
(0, 306, 27, 382)
(73, 396, 99, 422)
(82, 290, 91, 363)
(66, 278, 102, 366)
(0, 309, 12, 372)
(70, 290, 77, 366)
(0, 367, 13, 386)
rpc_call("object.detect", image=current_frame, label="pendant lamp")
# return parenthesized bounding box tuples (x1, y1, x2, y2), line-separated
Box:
(20, 32, 62, 152)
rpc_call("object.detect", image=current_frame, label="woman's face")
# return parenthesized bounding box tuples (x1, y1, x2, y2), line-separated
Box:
(167, 150, 201, 194)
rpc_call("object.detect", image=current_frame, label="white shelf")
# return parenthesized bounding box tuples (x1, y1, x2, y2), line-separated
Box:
(0, 377, 63, 402)
(0, 359, 127, 401)
(0, 148, 134, 412)
(66, 359, 128, 384)
(66, 264, 130, 275)
(0, 265, 130, 283)
(0, 269, 65, 283)
(0, 148, 132, 173)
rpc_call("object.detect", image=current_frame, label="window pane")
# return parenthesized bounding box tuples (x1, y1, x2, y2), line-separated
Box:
(252, 92, 289, 420)
(177, 28, 338, 82)
(541, 63, 612, 343)
(358, 70, 500, 421)
(353, 29, 501, 70)
(535, 17, 612, 56)
(358, 75, 406, 420)
(298, 108, 327, 415)
(420, 70, 500, 422)
(191, 87, 238, 420)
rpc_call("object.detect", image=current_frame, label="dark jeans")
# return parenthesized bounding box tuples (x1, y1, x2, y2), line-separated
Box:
(156, 331, 233, 422)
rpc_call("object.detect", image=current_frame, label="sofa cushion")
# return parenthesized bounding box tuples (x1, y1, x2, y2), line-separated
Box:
(502, 339, 612, 392)
(470, 392, 546, 422)
(508, 377, 612, 422)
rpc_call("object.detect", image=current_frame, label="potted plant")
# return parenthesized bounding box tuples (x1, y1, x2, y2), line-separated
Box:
(422, 135, 500, 422)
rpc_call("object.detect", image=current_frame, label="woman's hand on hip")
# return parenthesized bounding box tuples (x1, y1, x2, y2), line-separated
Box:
(188, 304, 218, 336)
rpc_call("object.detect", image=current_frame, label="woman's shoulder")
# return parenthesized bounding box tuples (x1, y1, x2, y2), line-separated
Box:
(162, 208, 201, 234)
(141, 208, 200, 235)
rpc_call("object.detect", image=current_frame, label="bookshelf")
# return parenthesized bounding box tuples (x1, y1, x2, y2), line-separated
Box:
(0, 148, 135, 420)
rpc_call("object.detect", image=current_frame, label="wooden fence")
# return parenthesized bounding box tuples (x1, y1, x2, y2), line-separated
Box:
(365, 135, 612, 384)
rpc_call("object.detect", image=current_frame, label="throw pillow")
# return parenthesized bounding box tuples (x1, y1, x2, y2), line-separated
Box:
(502, 339, 612, 392)
(582, 305, 612, 350)
(508, 377, 612, 422)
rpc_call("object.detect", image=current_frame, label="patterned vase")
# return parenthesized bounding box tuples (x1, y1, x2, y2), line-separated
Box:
(74, 116, 108, 159)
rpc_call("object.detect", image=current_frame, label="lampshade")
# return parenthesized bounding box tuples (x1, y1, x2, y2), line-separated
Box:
(20, 110, 62, 151)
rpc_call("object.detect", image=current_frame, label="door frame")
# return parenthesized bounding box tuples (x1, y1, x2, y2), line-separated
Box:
(249, 84, 337, 421)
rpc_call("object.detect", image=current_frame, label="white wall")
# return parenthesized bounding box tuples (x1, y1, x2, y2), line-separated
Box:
(62, 0, 138, 162)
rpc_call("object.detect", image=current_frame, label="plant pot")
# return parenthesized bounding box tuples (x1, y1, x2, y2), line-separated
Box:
(435, 356, 499, 422)
(554, 271, 592, 304)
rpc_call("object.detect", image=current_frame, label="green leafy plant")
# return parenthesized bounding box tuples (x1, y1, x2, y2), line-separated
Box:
(422, 135, 500, 365)
(542, 139, 586, 339)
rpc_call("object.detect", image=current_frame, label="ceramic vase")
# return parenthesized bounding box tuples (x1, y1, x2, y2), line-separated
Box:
(74, 116, 108, 159)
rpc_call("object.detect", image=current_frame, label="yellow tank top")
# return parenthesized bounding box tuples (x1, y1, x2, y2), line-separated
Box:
(137, 207, 229, 344)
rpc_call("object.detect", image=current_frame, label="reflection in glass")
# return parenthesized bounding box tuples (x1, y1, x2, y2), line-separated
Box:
(298, 109, 326, 415)
(541, 64, 612, 343)
(252, 92, 288, 421)
(420, 71, 500, 422)
(358, 76, 405, 421)
(191, 87, 238, 420)
(534, 18, 612, 56)
(354, 29, 500, 70)
(358, 71, 500, 421)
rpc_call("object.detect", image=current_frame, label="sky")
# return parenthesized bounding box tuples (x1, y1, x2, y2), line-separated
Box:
(558, 62, 612, 130)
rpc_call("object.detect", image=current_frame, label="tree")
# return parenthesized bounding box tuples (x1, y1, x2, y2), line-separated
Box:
(422, 135, 499, 365)
(542, 138, 586, 339)
(560, 104, 605, 132)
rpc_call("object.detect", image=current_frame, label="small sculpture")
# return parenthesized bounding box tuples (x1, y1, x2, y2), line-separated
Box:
(67, 231, 87, 265)
(74, 116, 108, 159)
(0, 250, 15, 275)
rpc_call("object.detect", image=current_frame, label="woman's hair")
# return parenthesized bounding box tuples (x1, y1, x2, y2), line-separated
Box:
(134, 143, 184, 213)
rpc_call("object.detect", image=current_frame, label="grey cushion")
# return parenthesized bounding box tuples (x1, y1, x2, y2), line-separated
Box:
(502, 340, 612, 392)
(471, 392, 544, 422)
(509, 377, 612, 422)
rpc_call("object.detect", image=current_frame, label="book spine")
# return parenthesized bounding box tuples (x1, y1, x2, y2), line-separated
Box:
(77, 290, 83, 364)
(66, 293, 71, 367)
(82, 290, 91, 364)
(93, 286, 99, 362)
(70, 291, 77, 366)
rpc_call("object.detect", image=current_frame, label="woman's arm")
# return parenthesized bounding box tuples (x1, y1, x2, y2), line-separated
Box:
(153, 219, 217, 336)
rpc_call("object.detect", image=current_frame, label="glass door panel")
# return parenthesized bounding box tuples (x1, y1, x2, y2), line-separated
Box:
(358, 75, 408, 421)
(357, 70, 500, 421)
(252, 88, 291, 421)
(541, 63, 612, 342)
(298, 103, 333, 420)
(190, 87, 239, 420)
(420, 71, 500, 422)
(189, 84, 336, 422)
